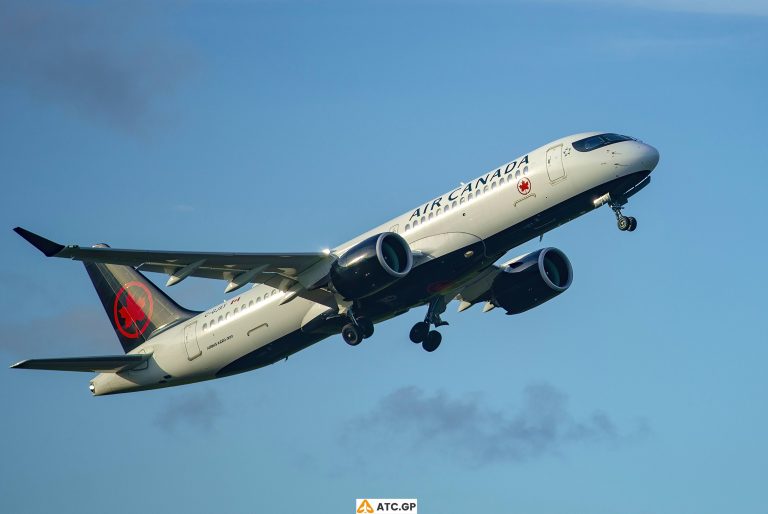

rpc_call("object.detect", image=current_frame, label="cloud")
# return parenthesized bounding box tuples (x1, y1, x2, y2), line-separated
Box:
(601, 33, 747, 59)
(342, 383, 649, 466)
(154, 389, 224, 433)
(0, 307, 116, 359)
(172, 204, 196, 213)
(391, 0, 768, 16)
(0, 1, 194, 133)
(540, 0, 768, 16)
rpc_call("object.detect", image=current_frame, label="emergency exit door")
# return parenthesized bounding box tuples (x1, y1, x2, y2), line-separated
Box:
(184, 322, 202, 360)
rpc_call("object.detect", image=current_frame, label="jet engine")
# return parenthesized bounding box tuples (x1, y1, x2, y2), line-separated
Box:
(491, 247, 573, 314)
(329, 232, 413, 300)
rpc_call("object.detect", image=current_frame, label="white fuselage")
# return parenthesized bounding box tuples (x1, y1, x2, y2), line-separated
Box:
(91, 132, 659, 395)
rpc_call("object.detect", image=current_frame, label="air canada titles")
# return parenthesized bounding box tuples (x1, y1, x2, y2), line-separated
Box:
(409, 155, 529, 221)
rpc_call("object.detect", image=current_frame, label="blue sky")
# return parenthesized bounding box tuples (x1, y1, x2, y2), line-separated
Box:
(1, 1, 766, 513)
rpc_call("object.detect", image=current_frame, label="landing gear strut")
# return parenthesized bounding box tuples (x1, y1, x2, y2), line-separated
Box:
(610, 201, 637, 232)
(341, 311, 374, 346)
(409, 296, 448, 352)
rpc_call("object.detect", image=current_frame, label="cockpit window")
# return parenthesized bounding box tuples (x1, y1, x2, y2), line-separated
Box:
(572, 133, 634, 152)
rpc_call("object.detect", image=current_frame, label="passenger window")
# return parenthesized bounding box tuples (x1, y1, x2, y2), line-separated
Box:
(523, 166, 529, 175)
(234, 307, 239, 315)
(484, 186, 489, 193)
(460, 197, 466, 204)
(452, 201, 458, 208)
(225, 312, 229, 320)
(218, 315, 223, 323)
(413, 220, 419, 227)
(202, 323, 207, 331)
(421, 216, 426, 224)
(515, 169, 521, 179)
(428, 212, 434, 220)
(405, 223, 410, 231)
(249, 300, 254, 308)
(491, 182, 497, 190)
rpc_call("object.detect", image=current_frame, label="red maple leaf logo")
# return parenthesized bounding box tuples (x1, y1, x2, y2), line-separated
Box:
(113, 282, 154, 339)
(118, 294, 147, 329)
(518, 178, 531, 194)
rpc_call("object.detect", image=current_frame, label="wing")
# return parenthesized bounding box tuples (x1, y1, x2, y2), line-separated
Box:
(11, 355, 149, 373)
(452, 264, 502, 313)
(14, 227, 334, 296)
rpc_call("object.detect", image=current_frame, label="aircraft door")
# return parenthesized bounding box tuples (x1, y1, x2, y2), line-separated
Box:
(184, 322, 202, 360)
(546, 145, 566, 183)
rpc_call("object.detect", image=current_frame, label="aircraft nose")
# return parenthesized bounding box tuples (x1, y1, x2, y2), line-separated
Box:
(643, 143, 660, 171)
(614, 140, 660, 173)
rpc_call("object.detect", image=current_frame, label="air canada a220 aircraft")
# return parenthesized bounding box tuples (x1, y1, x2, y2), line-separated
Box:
(12, 132, 659, 395)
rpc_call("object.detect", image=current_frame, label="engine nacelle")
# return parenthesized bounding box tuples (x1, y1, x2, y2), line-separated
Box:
(491, 247, 573, 314)
(330, 232, 413, 300)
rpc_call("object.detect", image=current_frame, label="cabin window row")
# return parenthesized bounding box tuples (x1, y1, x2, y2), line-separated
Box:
(402, 168, 527, 233)
(201, 289, 279, 332)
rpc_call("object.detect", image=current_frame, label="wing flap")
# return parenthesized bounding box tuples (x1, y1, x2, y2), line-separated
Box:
(11, 354, 149, 373)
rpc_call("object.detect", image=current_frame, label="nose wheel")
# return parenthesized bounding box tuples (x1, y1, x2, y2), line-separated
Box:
(617, 215, 637, 232)
(611, 202, 637, 232)
(409, 297, 448, 352)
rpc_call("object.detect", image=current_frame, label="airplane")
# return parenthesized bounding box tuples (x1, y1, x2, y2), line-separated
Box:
(11, 132, 660, 395)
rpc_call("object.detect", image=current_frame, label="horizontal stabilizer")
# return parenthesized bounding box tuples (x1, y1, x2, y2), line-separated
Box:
(11, 354, 149, 373)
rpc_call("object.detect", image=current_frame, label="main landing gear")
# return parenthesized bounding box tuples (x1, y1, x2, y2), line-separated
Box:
(610, 201, 637, 232)
(409, 297, 448, 352)
(341, 314, 374, 346)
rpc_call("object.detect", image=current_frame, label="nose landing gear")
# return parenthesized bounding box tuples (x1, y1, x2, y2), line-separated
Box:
(409, 296, 448, 352)
(610, 202, 637, 232)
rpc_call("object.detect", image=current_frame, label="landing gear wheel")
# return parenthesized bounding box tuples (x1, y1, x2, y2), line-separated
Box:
(409, 321, 429, 344)
(422, 330, 442, 352)
(627, 217, 637, 232)
(357, 317, 374, 339)
(617, 216, 630, 231)
(342, 323, 363, 346)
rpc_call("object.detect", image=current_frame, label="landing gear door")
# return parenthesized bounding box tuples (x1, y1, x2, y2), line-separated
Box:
(546, 144, 566, 183)
(184, 322, 202, 360)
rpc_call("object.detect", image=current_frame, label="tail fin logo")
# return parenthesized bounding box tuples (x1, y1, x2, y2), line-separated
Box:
(113, 281, 154, 339)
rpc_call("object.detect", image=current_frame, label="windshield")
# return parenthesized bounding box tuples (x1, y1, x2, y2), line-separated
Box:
(572, 133, 635, 152)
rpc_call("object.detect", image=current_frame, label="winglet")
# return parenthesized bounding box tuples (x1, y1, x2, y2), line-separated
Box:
(13, 227, 65, 257)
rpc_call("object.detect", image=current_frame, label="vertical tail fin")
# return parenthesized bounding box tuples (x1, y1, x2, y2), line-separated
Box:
(84, 245, 198, 353)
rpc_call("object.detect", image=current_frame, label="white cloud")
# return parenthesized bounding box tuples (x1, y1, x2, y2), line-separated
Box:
(543, 0, 768, 16)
